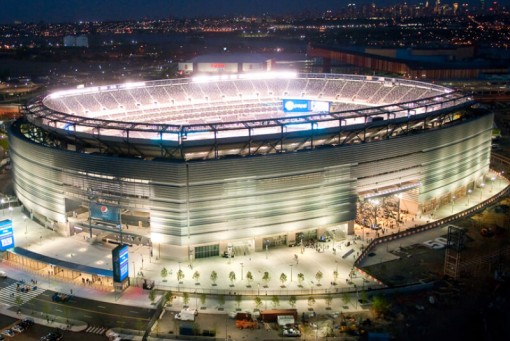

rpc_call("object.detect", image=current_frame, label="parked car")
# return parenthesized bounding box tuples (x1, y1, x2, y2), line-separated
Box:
(1, 329, 15, 337)
(11, 324, 24, 333)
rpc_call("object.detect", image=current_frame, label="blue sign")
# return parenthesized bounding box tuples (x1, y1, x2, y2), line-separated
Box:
(283, 99, 309, 113)
(112, 244, 129, 283)
(89, 202, 121, 223)
(0, 220, 14, 251)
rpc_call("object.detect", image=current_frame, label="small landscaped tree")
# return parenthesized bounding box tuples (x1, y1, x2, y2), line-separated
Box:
(333, 270, 339, 284)
(279, 273, 288, 287)
(200, 293, 206, 307)
(297, 273, 305, 287)
(325, 294, 333, 309)
(210, 270, 218, 286)
(192, 270, 200, 284)
(262, 271, 270, 287)
(229, 271, 236, 286)
(246, 271, 254, 287)
(371, 295, 390, 318)
(308, 296, 316, 308)
(165, 291, 174, 306)
(177, 269, 184, 283)
(254, 296, 262, 310)
(271, 295, 280, 308)
(149, 289, 156, 305)
(218, 294, 225, 310)
(341, 292, 351, 307)
(288, 295, 297, 308)
(161, 267, 168, 282)
(315, 270, 323, 286)
(183, 292, 190, 306)
(235, 294, 242, 309)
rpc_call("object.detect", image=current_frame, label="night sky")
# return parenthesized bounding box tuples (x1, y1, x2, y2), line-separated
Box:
(0, 0, 484, 24)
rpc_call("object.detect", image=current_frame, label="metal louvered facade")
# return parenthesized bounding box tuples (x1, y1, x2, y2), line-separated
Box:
(8, 74, 494, 258)
(8, 112, 492, 251)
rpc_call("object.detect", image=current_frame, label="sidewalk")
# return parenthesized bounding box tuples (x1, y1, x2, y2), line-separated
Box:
(0, 173, 507, 324)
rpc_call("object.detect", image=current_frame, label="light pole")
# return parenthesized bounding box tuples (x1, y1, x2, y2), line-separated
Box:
(396, 194, 402, 226)
(240, 262, 244, 280)
(467, 189, 472, 206)
(480, 183, 485, 199)
(132, 261, 136, 278)
(290, 264, 293, 282)
(24, 216, 28, 235)
(451, 196, 456, 213)
(491, 176, 496, 192)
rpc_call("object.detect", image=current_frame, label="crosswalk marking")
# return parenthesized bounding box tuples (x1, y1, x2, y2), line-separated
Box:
(85, 326, 106, 334)
(0, 283, 45, 306)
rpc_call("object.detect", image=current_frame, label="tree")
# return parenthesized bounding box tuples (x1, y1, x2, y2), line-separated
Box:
(360, 289, 369, 303)
(271, 295, 280, 308)
(192, 270, 200, 283)
(149, 289, 156, 305)
(308, 296, 316, 308)
(262, 271, 271, 287)
(315, 270, 323, 285)
(229, 271, 236, 285)
(161, 267, 168, 282)
(200, 293, 206, 307)
(246, 271, 254, 286)
(288, 295, 297, 308)
(279, 273, 288, 287)
(325, 294, 333, 308)
(333, 270, 339, 284)
(297, 273, 305, 287)
(218, 294, 225, 310)
(254, 296, 262, 310)
(15, 295, 23, 312)
(371, 296, 390, 318)
(165, 291, 174, 306)
(235, 294, 242, 309)
(177, 269, 184, 283)
(210, 270, 218, 285)
(183, 292, 190, 306)
(341, 292, 351, 306)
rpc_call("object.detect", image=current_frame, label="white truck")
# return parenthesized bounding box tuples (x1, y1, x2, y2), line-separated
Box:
(175, 309, 197, 321)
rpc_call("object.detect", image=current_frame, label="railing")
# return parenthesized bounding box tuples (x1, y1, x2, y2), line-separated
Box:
(354, 182, 510, 268)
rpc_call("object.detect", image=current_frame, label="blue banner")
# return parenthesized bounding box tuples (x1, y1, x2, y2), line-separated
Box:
(89, 202, 120, 223)
(0, 219, 14, 251)
(112, 244, 129, 282)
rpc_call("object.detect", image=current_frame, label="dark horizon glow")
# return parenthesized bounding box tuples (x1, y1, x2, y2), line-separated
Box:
(0, 0, 488, 24)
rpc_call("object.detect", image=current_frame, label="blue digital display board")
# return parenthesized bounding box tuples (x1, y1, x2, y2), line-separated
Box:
(89, 202, 121, 223)
(112, 244, 129, 282)
(283, 99, 309, 113)
(0, 219, 14, 251)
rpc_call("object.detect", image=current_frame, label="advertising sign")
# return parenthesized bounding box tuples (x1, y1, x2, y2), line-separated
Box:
(310, 100, 330, 113)
(0, 219, 14, 251)
(89, 202, 120, 223)
(112, 244, 129, 283)
(283, 99, 309, 113)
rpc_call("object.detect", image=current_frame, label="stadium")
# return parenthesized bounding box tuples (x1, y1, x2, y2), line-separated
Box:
(8, 72, 492, 260)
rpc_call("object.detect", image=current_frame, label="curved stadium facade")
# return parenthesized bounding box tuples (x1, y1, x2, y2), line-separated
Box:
(9, 73, 492, 259)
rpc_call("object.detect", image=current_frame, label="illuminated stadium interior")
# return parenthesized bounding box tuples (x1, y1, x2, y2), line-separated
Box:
(24, 72, 473, 161)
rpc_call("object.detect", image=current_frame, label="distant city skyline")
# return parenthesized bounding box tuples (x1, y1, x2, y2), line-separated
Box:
(0, 0, 494, 24)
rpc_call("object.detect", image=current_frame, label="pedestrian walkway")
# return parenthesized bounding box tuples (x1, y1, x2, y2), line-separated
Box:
(0, 282, 45, 306)
(85, 325, 107, 335)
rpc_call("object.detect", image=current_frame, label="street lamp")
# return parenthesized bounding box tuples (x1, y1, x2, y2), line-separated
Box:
(24, 216, 28, 235)
(290, 264, 293, 282)
(490, 176, 496, 192)
(132, 261, 136, 278)
(480, 183, 485, 199)
(467, 189, 472, 206)
(240, 262, 244, 280)
(451, 196, 456, 213)
(395, 194, 402, 226)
